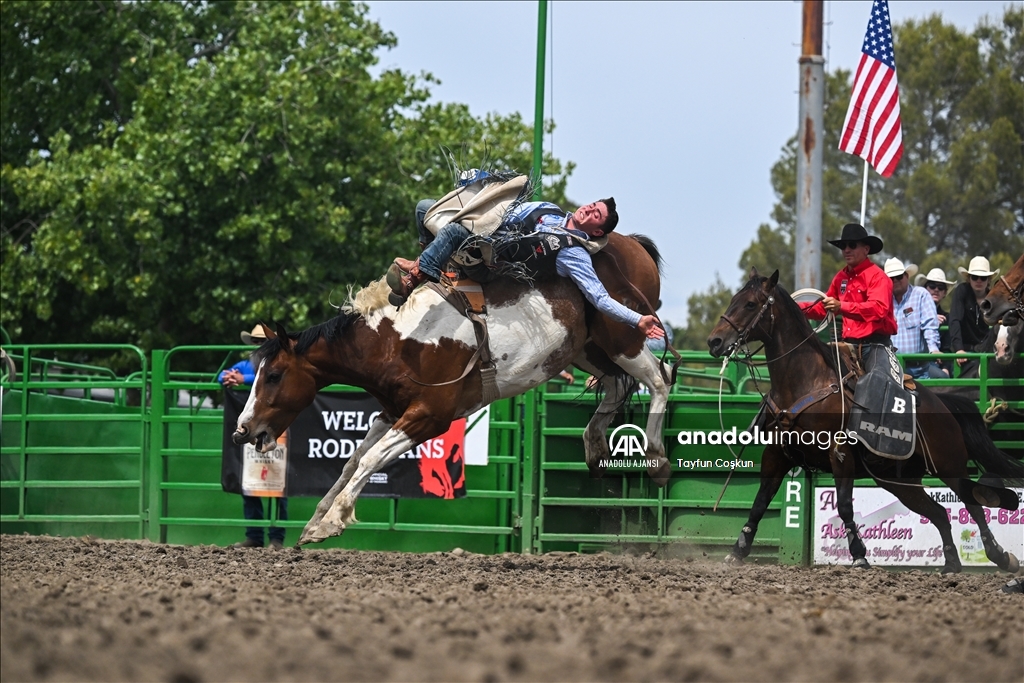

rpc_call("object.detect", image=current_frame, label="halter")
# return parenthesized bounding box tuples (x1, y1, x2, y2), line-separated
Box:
(996, 274, 1024, 322)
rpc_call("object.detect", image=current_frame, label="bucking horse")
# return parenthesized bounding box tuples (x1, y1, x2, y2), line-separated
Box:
(233, 232, 670, 545)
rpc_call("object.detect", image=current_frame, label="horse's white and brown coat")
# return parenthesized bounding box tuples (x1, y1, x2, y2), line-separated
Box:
(233, 233, 668, 545)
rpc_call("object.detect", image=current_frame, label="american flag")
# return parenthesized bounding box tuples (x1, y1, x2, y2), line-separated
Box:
(838, 0, 903, 177)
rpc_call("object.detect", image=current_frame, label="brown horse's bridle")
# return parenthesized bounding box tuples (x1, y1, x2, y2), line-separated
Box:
(718, 290, 776, 357)
(996, 274, 1024, 322)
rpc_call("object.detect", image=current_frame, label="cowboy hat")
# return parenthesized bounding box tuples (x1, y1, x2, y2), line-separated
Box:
(957, 256, 999, 279)
(240, 324, 267, 345)
(827, 223, 883, 255)
(883, 258, 919, 280)
(914, 268, 955, 287)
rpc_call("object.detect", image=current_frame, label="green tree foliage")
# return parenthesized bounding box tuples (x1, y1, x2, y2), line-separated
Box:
(1, 1, 572, 354)
(676, 8, 1023, 348)
(741, 8, 1022, 287)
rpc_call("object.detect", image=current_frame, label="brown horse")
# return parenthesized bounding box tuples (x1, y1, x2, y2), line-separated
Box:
(233, 233, 671, 545)
(707, 269, 1022, 573)
(982, 252, 1024, 326)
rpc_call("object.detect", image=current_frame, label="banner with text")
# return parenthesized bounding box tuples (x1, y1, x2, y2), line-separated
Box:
(813, 486, 1024, 567)
(221, 390, 465, 498)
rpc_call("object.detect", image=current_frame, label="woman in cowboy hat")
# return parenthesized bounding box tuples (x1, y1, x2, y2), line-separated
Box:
(915, 267, 956, 354)
(801, 224, 896, 361)
(949, 256, 1000, 370)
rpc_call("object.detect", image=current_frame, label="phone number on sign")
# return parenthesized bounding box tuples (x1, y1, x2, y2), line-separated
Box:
(921, 508, 1023, 525)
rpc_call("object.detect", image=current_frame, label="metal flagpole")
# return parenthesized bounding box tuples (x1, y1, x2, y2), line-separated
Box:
(859, 159, 869, 225)
(532, 0, 548, 200)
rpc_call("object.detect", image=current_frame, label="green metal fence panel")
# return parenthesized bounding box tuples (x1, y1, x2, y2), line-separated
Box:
(0, 345, 148, 539)
(148, 345, 523, 552)
(530, 354, 809, 562)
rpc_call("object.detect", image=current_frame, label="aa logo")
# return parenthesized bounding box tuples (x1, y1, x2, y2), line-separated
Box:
(608, 424, 649, 458)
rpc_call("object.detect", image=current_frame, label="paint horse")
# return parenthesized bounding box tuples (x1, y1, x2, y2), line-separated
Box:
(233, 233, 671, 545)
(707, 269, 1022, 574)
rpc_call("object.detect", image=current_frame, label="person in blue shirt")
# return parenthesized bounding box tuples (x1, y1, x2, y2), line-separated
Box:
(221, 324, 288, 550)
(884, 258, 946, 379)
(390, 193, 664, 341)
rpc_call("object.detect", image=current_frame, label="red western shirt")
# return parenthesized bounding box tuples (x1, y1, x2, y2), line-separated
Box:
(801, 259, 897, 339)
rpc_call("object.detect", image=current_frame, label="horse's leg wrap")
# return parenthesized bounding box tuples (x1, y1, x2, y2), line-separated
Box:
(577, 369, 628, 478)
(726, 525, 758, 565)
(845, 524, 869, 568)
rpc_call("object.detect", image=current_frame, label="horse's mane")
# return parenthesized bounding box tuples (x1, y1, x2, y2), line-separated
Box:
(253, 311, 361, 363)
(343, 276, 393, 318)
(742, 274, 839, 373)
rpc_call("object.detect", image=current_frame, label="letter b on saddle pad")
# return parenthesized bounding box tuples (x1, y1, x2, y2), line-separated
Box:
(850, 346, 917, 459)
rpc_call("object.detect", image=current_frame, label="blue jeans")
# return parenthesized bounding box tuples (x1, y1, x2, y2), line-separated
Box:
(906, 361, 948, 379)
(416, 199, 436, 247)
(243, 495, 288, 545)
(418, 223, 472, 281)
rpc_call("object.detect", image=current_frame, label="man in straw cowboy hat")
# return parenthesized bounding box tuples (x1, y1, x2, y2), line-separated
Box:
(915, 267, 956, 355)
(218, 324, 289, 550)
(885, 257, 946, 378)
(801, 223, 896, 365)
(949, 256, 1000, 371)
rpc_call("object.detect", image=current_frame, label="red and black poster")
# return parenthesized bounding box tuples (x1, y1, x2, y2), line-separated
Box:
(221, 390, 466, 499)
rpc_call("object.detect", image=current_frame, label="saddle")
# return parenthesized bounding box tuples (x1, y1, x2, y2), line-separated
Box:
(846, 344, 917, 460)
(417, 274, 500, 406)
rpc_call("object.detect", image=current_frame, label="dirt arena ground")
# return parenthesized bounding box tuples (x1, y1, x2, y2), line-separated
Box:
(1, 534, 1020, 683)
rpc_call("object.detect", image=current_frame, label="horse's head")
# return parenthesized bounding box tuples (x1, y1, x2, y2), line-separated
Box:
(981, 253, 1024, 325)
(707, 268, 779, 358)
(232, 323, 319, 452)
(994, 313, 1023, 366)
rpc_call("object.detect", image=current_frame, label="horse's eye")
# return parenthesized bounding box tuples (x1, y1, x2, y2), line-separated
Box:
(744, 301, 757, 310)
(266, 372, 282, 385)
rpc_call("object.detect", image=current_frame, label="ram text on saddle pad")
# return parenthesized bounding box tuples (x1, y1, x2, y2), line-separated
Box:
(849, 346, 917, 459)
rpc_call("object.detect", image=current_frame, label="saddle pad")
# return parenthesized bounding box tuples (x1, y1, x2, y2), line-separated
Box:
(850, 346, 917, 459)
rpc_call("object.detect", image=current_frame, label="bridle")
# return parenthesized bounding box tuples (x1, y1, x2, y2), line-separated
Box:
(718, 282, 834, 370)
(717, 288, 776, 358)
(995, 273, 1024, 322)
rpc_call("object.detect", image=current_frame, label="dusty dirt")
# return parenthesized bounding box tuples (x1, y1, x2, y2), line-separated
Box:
(1, 534, 1021, 683)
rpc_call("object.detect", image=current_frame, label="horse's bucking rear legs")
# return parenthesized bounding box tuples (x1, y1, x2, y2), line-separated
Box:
(726, 444, 789, 564)
(611, 347, 670, 485)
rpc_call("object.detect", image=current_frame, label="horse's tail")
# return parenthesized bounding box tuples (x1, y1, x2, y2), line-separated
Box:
(627, 234, 663, 274)
(937, 392, 1024, 484)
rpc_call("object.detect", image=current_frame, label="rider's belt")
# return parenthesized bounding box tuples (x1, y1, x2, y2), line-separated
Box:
(843, 334, 892, 346)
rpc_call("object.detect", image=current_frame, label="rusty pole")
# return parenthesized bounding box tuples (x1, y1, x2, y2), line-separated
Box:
(795, 0, 824, 291)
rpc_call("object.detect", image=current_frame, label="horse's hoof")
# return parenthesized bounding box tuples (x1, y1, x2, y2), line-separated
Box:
(587, 464, 606, 479)
(851, 558, 871, 570)
(724, 553, 744, 565)
(648, 459, 671, 488)
(940, 564, 962, 575)
(1003, 551, 1020, 574)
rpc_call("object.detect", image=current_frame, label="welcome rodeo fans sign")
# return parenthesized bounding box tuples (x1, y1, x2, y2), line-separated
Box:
(221, 390, 466, 498)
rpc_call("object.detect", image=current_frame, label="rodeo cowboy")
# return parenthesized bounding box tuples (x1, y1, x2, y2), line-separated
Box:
(387, 171, 664, 341)
(800, 223, 897, 364)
